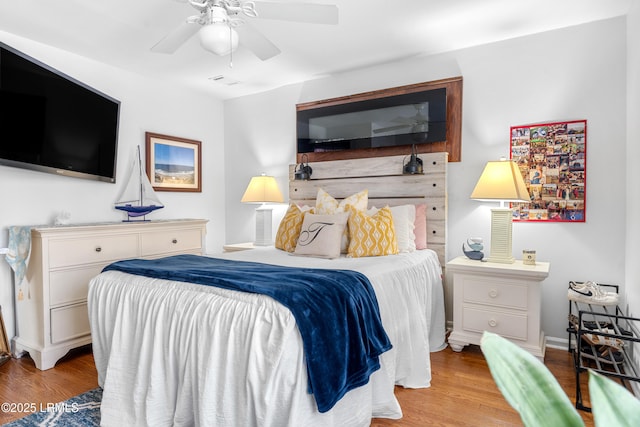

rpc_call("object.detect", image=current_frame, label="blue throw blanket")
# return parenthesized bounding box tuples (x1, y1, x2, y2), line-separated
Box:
(102, 254, 392, 413)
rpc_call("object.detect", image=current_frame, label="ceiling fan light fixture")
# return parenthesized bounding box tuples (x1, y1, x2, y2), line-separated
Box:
(199, 23, 239, 56)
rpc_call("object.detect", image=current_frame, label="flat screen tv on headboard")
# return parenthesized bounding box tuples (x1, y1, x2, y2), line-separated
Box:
(0, 42, 120, 183)
(296, 88, 447, 155)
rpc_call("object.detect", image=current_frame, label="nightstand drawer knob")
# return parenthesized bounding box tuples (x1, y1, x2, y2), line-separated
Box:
(488, 319, 498, 328)
(95, 247, 102, 253)
(488, 289, 499, 298)
(172, 239, 178, 244)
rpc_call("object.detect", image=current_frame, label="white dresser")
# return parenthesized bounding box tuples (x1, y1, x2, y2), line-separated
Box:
(13, 219, 208, 370)
(446, 256, 550, 360)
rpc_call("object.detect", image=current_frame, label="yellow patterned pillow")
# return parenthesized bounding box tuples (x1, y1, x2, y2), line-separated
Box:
(315, 188, 368, 252)
(347, 205, 398, 258)
(275, 204, 311, 252)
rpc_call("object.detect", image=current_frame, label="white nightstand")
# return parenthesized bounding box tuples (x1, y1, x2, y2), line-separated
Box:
(223, 242, 255, 253)
(447, 256, 550, 360)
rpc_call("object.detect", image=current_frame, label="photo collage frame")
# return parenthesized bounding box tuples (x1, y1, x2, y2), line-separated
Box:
(510, 120, 586, 222)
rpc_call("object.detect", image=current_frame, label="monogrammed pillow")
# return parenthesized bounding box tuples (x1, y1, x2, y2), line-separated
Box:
(293, 212, 349, 259)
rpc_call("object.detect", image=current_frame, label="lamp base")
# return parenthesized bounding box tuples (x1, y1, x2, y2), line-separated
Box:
(254, 206, 273, 246)
(485, 255, 516, 264)
(486, 207, 515, 264)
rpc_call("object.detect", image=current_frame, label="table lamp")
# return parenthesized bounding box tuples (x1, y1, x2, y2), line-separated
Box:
(470, 158, 529, 264)
(241, 174, 284, 246)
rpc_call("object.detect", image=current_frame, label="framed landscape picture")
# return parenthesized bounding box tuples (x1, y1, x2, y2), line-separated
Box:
(510, 120, 586, 222)
(145, 132, 202, 192)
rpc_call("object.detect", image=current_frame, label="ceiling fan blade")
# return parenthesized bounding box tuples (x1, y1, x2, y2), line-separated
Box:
(373, 124, 412, 134)
(253, 2, 338, 25)
(235, 22, 281, 60)
(151, 22, 200, 54)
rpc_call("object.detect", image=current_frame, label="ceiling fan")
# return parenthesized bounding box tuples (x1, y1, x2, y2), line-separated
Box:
(373, 103, 430, 140)
(152, 0, 339, 61)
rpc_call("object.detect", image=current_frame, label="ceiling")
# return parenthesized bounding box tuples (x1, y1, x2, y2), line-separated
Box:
(0, 0, 633, 100)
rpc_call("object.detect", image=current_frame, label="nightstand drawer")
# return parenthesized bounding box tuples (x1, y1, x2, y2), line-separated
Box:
(463, 279, 527, 310)
(48, 235, 139, 268)
(141, 228, 203, 256)
(462, 307, 528, 340)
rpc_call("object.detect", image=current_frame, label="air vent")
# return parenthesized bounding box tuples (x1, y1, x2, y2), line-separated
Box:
(209, 75, 241, 86)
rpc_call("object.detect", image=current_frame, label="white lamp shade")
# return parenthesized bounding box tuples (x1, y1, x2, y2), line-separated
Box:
(241, 175, 284, 204)
(470, 158, 529, 264)
(470, 159, 529, 202)
(199, 23, 239, 56)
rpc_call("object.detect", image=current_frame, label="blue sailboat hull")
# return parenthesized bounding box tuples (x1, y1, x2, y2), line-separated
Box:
(115, 204, 164, 220)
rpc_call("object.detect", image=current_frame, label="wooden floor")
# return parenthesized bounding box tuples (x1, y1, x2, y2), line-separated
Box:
(0, 344, 594, 426)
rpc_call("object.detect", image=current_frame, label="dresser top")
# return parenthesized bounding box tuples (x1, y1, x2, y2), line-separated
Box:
(27, 218, 208, 234)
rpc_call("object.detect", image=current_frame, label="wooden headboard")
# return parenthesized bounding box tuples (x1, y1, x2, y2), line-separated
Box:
(288, 152, 448, 265)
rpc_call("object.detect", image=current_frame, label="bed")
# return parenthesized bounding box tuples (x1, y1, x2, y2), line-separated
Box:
(88, 153, 448, 426)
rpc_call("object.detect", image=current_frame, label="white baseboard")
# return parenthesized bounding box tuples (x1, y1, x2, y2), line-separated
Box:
(546, 335, 570, 351)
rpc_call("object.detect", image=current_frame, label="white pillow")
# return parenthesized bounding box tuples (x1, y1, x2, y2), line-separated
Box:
(368, 205, 416, 253)
(294, 212, 349, 259)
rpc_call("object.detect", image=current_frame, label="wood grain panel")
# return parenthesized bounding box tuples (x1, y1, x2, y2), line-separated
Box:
(288, 152, 448, 265)
(290, 176, 446, 200)
(291, 153, 446, 180)
(296, 77, 462, 163)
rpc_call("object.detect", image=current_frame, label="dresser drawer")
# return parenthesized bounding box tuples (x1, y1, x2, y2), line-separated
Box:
(49, 265, 104, 307)
(50, 303, 90, 344)
(48, 235, 139, 268)
(141, 228, 203, 256)
(462, 307, 528, 341)
(462, 278, 527, 310)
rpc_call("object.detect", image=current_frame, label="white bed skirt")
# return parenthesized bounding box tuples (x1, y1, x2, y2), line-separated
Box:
(89, 248, 446, 426)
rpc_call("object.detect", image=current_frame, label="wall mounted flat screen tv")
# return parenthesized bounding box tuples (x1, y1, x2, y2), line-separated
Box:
(0, 42, 120, 183)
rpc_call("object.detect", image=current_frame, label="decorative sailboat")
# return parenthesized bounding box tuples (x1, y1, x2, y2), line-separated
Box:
(114, 145, 164, 221)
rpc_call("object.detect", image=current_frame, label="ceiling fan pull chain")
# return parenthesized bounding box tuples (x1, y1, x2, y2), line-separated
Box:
(228, 24, 234, 68)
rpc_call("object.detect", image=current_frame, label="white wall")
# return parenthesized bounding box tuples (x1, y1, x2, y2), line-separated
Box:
(223, 85, 301, 244)
(224, 17, 628, 343)
(626, 5, 640, 319)
(0, 32, 226, 340)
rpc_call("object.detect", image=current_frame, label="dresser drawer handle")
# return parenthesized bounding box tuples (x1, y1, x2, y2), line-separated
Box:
(172, 239, 178, 244)
(488, 319, 498, 328)
(95, 247, 102, 253)
(488, 289, 499, 298)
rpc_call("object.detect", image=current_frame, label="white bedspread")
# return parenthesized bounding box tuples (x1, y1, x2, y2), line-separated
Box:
(88, 248, 446, 427)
